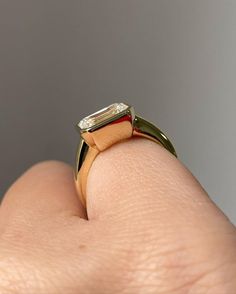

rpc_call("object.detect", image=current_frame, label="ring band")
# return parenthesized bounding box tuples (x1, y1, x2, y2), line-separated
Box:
(75, 102, 177, 206)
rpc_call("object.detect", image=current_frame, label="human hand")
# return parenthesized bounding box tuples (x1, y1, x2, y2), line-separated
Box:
(0, 138, 235, 293)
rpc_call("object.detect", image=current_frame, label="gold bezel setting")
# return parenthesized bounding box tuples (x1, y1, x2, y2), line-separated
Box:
(77, 102, 135, 134)
(75, 102, 177, 206)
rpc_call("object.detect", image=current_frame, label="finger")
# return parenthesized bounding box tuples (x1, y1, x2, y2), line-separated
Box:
(0, 161, 87, 230)
(86, 138, 235, 232)
(86, 138, 236, 294)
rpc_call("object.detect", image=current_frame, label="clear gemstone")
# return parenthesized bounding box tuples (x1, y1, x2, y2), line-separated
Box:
(78, 103, 128, 130)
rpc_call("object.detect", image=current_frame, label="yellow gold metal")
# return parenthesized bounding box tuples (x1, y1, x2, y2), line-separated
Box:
(75, 103, 177, 206)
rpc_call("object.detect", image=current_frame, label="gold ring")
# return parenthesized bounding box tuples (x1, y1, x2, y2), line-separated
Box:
(75, 102, 177, 206)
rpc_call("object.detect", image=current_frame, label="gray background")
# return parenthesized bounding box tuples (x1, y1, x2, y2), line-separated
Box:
(0, 1, 235, 224)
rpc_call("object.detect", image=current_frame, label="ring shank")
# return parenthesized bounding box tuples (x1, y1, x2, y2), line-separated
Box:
(133, 116, 177, 157)
(75, 115, 177, 206)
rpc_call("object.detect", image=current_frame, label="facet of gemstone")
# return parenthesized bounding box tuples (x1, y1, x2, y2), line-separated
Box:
(78, 103, 129, 130)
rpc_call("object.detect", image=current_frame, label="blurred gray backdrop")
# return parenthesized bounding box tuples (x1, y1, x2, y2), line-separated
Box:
(0, 0, 235, 223)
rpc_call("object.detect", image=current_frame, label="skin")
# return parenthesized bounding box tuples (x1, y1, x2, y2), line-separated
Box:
(0, 138, 235, 294)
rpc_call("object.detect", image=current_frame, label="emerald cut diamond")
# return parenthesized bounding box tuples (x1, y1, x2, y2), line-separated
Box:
(78, 103, 129, 130)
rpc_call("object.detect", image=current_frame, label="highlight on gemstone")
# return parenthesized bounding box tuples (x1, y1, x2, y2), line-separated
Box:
(78, 103, 129, 130)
